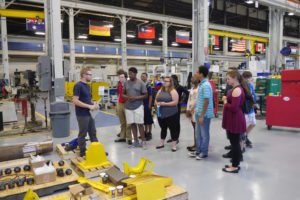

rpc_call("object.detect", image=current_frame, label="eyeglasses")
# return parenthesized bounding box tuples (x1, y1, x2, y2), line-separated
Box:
(164, 81, 170, 83)
(85, 73, 92, 76)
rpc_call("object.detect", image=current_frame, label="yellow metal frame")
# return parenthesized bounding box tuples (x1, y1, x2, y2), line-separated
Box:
(0, 9, 44, 19)
(209, 29, 268, 43)
(123, 157, 154, 176)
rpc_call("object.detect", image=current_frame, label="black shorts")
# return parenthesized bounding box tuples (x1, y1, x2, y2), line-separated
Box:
(144, 107, 153, 125)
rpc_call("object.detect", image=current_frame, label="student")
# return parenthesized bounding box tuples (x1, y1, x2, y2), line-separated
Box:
(122, 67, 148, 149)
(222, 70, 248, 173)
(186, 76, 200, 152)
(115, 69, 132, 145)
(242, 71, 257, 148)
(166, 75, 189, 143)
(141, 73, 154, 141)
(155, 76, 179, 152)
(188, 66, 214, 160)
(72, 67, 99, 157)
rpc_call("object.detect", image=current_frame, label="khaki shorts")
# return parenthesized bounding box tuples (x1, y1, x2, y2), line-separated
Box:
(125, 105, 144, 125)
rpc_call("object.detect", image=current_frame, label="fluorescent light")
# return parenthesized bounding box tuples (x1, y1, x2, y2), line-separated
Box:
(159, 37, 163, 41)
(145, 40, 152, 44)
(188, 41, 192, 44)
(105, 24, 114, 28)
(127, 34, 135, 38)
(288, 12, 295, 16)
(255, 1, 259, 8)
(171, 42, 179, 47)
(214, 47, 220, 50)
(35, 31, 45, 36)
(245, 0, 254, 4)
(78, 35, 87, 39)
(60, 19, 64, 23)
(114, 37, 122, 42)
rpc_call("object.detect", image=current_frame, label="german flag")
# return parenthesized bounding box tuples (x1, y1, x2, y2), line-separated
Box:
(89, 20, 111, 36)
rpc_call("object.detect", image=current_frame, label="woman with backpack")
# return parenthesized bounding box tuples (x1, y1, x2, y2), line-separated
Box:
(222, 70, 253, 173)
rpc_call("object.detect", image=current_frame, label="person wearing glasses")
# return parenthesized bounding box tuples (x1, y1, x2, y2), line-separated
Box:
(72, 67, 99, 157)
(155, 76, 179, 152)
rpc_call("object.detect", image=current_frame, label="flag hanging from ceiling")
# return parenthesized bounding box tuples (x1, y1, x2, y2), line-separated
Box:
(232, 39, 246, 52)
(26, 18, 45, 32)
(138, 26, 155, 39)
(255, 43, 265, 53)
(210, 35, 220, 46)
(89, 20, 111, 36)
(176, 31, 190, 44)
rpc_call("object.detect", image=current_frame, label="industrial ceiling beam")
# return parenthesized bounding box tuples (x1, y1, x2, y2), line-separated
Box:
(0, 9, 44, 18)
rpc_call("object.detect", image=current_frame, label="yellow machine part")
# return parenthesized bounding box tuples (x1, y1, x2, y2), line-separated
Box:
(65, 81, 77, 98)
(123, 175, 173, 188)
(209, 29, 268, 43)
(23, 189, 39, 200)
(77, 142, 111, 170)
(77, 177, 110, 193)
(91, 81, 110, 102)
(123, 157, 154, 176)
(0, 9, 44, 19)
(136, 179, 166, 200)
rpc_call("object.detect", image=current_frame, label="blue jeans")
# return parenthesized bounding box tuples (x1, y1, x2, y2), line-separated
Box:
(195, 114, 211, 156)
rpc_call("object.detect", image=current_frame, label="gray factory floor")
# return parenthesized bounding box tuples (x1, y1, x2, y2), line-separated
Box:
(2, 104, 300, 200)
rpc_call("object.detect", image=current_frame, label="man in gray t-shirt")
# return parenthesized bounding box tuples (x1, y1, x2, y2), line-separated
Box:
(122, 67, 147, 148)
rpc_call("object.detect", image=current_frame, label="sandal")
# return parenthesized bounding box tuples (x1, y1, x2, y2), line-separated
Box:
(156, 145, 164, 149)
(222, 167, 239, 173)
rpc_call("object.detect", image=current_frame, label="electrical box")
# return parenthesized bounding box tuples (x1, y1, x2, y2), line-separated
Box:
(37, 56, 52, 91)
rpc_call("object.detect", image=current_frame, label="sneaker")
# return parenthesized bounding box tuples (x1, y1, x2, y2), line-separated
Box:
(224, 145, 232, 150)
(222, 152, 232, 159)
(196, 154, 208, 160)
(246, 138, 253, 148)
(127, 140, 133, 145)
(114, 138, 126, 143)
(146, 133, 152, 141)
(129, 141, 142, 148)
(188, 152, 197, 157)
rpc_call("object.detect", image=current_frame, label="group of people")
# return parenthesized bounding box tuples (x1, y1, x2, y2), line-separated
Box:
(72, 66, 257, 174)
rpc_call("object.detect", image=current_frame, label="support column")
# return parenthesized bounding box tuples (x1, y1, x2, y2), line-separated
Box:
(268, 8, 284, 71)
(121, 15, 127, 71)
(223, 37, 228, 55)
(162, 21, 168, 59)
(0, 0, 9, 84)
(192, 0, 209, 73)
(69, 8, 75, 81)
(45, 0, 64, 101)
(297, 43, 300, 69)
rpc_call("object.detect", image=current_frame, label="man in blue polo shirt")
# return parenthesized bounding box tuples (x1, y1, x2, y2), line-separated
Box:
(189, 66, 214, 160)
(72, 67, 99, 157)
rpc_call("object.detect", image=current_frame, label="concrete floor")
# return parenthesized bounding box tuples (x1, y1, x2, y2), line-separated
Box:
(1, 105, 300, 200)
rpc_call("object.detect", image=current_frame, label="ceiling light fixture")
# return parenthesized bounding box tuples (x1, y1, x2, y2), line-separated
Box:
(288, 12, 295, 16)
(105, 24, 114, 28)
(172, 42, 179, 47)
(35, 31, 45, 36)
(145, 40, 152, 44)
(114, 36, 122, 42)
(188, 41, 192, 44)
(255, 1, 259, 8)
(78, 35, 88, 39)
(60, 19, 64, 23)
(159, 37, 163, 41)
(245, 0, 254, 4)
(127, 34, 135, 38)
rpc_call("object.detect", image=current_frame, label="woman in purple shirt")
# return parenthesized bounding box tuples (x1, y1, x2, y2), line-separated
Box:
(222, 70, 247, 173)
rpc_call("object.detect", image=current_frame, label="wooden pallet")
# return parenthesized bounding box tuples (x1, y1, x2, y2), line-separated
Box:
(41, 184, 188, 200)
(56, 144, 80, 160)
(70, 157, 114, 178)
(0, 158, 78, 200)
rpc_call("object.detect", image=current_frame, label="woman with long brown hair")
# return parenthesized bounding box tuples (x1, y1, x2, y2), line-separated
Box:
(155, 76, 179, 152)
(222, 70, 249, 173)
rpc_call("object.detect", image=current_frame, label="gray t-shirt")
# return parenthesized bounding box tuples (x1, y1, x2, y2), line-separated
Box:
(123, 79, 147, 110)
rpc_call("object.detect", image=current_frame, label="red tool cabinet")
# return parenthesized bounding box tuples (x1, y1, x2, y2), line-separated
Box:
(266, 70, 300, 129)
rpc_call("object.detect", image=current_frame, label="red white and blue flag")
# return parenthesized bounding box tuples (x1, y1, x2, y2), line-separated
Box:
(138, 26, 155, 39)
(26, 18, 45, 32)
(176, 31, 190, 44)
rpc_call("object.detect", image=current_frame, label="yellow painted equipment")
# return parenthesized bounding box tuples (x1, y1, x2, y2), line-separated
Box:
(123, 157, 154, 175)
(77, 142, 111, 170)
(91, 82, 110, 102)
(135, 179, 166, 200)
(0, 9, 44, 19)
(65, 81, 77, 99)
(23, 189, 39, 200)
(77, 177, 110, 193)
(122, 174, 173, 188)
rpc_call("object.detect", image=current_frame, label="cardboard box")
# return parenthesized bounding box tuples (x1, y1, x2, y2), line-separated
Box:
(70, 184, 85, 199)
(106, 166, 128, 185)
(33, 170, 56, 185)
(29, 158, 46, 169)
(82, 183, 93, 195)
